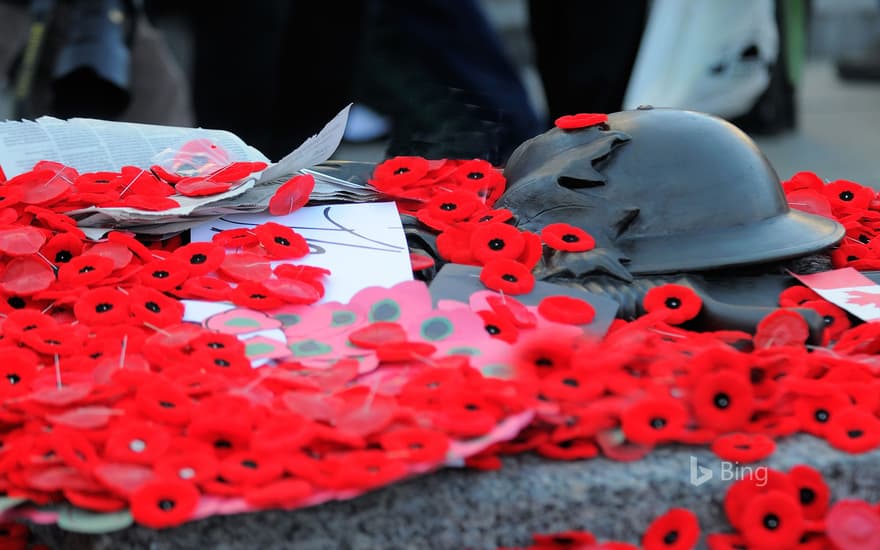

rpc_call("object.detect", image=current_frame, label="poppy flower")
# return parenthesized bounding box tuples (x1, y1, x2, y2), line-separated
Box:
(793, 392, 850, 437)
(538, 295, 596, 325)
(486, 294, 537, 328)
(740, 490, 806, 550)
(691, 370, 754, 432)
(154, 451, 219, 485)
(254, 222, 309, 259)
(479, 258, 535, 295)
(138, 257, 190, 291)
(755, 309, 810, 348)
(170, 241, 225, 276)
(431, 393, 503, 438)
(0, 184, 23, 209)
(179, 276, 231, 301)
(417, 190, 483, 230)
(541, 223, 597, 252)
(778, 286, 821, 307)
(261, 277, 322, 305)
(135, 382, 193, 426)
(0, 225, 46, 256)
(129, 478, 200, 528)
(268, 173, 314, 216)
(331, 450, 408, 490)
(436, 224, 479, 265)
(826, 499, 880, 550)
(621, 397, 688, 445)
(104, 421, 172, 465)
(229, 281, 285, 311)
(711, 433, 775, 463)
(787, 465, 830, 520)
(0, 256, 55, 295)
(74, 171, 122, 192)
(476, 309, 519, 343)
(532, 530, 597, 548)
(22, 325, 84, 356)
(188, 416, 252, 454)
(218, 451, 284, 487)
(0, 353, 38, 398)
(63, 488, 127, 513)
(555, 113, 609, 130)
(218, 251, 273, 282)
(128, 286, 185, 328)
(801, 299, 850, 344)
(174, 176, 232, 197)
(378, 428, 450, 464)
(825, 406, 880, 453)
(371, 156, 431, 189)
(642, 508, 700, 550)
(469, 208, 513, 225)
(243, 478, 313, 509)
(782, 171, 825, 193)
(643, 284, 702, 324)
(469, 222, 525, 264)
(823, 179, 874, 211)
(73, 287, 131, 326)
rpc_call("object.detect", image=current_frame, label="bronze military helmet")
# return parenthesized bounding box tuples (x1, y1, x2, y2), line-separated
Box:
(497, 107, 844, 275)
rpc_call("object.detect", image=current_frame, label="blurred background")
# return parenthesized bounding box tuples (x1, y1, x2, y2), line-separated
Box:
(2, 0, 880, 186)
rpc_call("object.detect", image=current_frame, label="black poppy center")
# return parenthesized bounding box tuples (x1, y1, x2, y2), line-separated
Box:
(153, 270, 169, 279)
(274, 236, 290, 246)
(561, 234, 580, 243)
(207, 342, 224, 349)
(560, 378, 578, 388)
(848, 429, 864, 438)
(214, 358, 230, 367)
(158, 400, 175, 408)
(535, 357, 553, 367)
(485, 324, 500, 335)
(190, 253, 207, 264)
(713, 392, 731, 409)
(95, 303, 113, 313)
(6, 373, 21, 385)
(823, 315, 834, 326)
(145, 301, 161, 313)
(464, 403, 480, 411)
(859, 234, 871, 244)
(214, 439, 232, 449)
(467, 171, 484, 180)
(7, 297, 25, 309)
(650, 417, 667, 430)
(158, 499, 176, 511)
(799, 487, 816, 505)
(663, 530, 679, 545)
(501, 274, 518, 283)
(250, 294, 267, 300)
(664, 297, 682, 309)
(55, 250, 73, 263)
(763, 513, 780, 530)
(79, 265, 95, 274)
(478, 215, 493, 222)
(814, 409, 830, 423)
(393, 167, 410, 175)
(839, 190, 855, 201)
(750, 367, 766, 384)
(847, 255, 859, 262)
(439, 202, 457, 211)
(488, 238, 505, 251)
(241, 459, 258, 469)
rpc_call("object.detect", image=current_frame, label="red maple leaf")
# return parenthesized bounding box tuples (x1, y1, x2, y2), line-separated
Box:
(844, 290, 880, 308)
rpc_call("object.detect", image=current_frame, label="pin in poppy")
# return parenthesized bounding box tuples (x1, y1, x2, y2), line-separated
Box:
(643, 284, 702, 324)
(479, 258, 535, 295)
(129, 478, 200, 529)
(554, 113, 609, 130)
(268, 173, 315, 216)
(641, 508, 700, 550)
(541, 223, 596, 253)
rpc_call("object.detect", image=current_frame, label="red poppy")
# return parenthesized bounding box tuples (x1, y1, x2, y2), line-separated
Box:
(372, 156, 431, 189)
(74, 171, 123, 192)
(138, 257, 190, 291)
(486, 294, 537, 328)
(532, 530, 597, 548)
(63, 488, 127, 513)
(188, 416, 252, 454)
(643, 284, 702, 324)
(135, 382, 193, 426)
(154, 451, 219, 485)
(431, 393, 503, 438)
(479, 258, 535, 295)
(0, 256, 55, 295)
(378, 428, 450, 464)
(128, 286, 185, 328)
(621, 396, 688, 445)
(825, 406, 880, 453)
(469, 208, 513, 225)
(711, 433, 775, 463)
(436, 224, 479, 265)
(229, 281, 285, 311)
(261, 277, 322, 305)
(331, 450, 408, 490)
(268, 173, 314, 216)
(0, 184, 23, 209)
(0, 352, 38, 399)
(116, 166, 175, 196)
(218, 451, 284, 487)
(476, 309, 519, 343)
(786, 465, 830, 520)
(826, 499, 880, 550)
(755, 309, 810, 348)
(174, 176, 232, 197)
(15, 167, 73, 205)
(740, 490, 806, 550)
(778, 286, 821, 307)
(129, 478, 200, 528)
(104, 421, 172, 465)
(538, 295, 596, 325)
(536, 438, 600, 460)
(409, 252, 435, 271)
(691, 370, 754, 432)
(823, 179, 874, 211)
(254, 222, 309, 259)
(555, 113, 609, 130)
(0, 225, 46, 256)
(22, 325, 85, 356)
(176, 276, 229, 301)
(642, 508, 700, 550)
(170, 241, 225, 276)
(801, 299, 850, 343)
(469, 222, 525, 264)
(793, 392, 850, 437)
(73, 287, 131, 326)
(541, 223, 597, 252)
(218, 251, 273, 282)
(417, 190, 483, 230)
(782, 171, 824, 193)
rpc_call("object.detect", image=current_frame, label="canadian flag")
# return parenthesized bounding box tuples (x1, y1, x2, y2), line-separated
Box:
(795, 268, 880, 321)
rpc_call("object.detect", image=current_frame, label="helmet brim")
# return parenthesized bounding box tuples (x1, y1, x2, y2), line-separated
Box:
(618, 209, 845, 274)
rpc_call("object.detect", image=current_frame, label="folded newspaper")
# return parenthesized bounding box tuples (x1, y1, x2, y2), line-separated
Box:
(0, 105, 382, 238)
